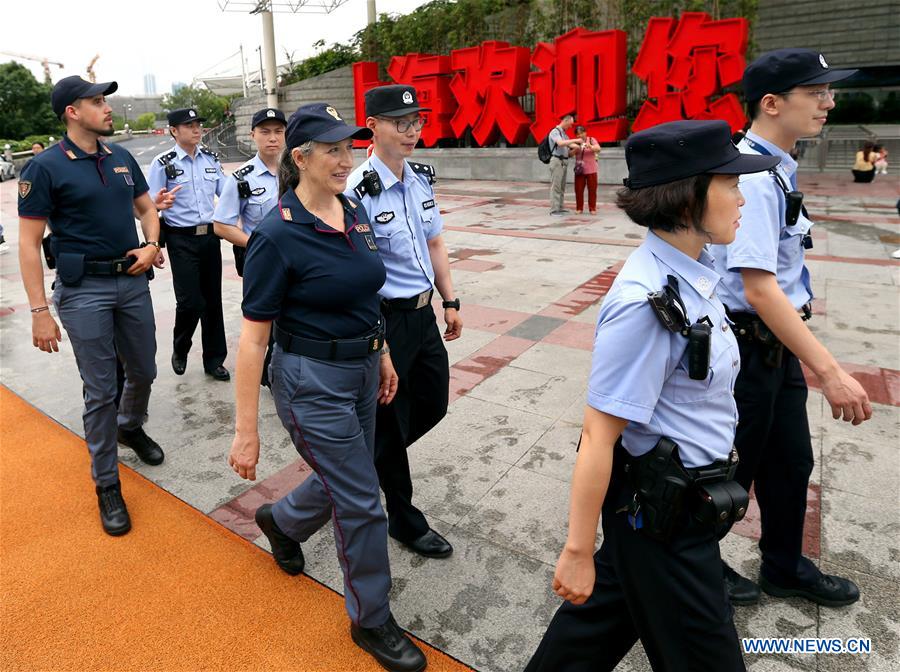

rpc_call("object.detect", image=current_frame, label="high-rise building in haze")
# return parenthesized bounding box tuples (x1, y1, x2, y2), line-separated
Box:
(171, 81, 187, 94)
(143, 74, 157, 96)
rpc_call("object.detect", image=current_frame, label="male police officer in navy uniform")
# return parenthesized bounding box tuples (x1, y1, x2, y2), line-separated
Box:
(711, 49, 872, 607)
(347, 85, 462, 559)
(17, 76, 166, 536)
(149, 108, 229, 381)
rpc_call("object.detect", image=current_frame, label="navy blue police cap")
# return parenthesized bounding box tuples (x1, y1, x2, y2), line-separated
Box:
(365, 85, 430, 117)
(251, 107, 287, 129)
(51, 76, 118, 118)
(623, 120, 779, 189)
(285, 103, 372, 149)
(167, 108, 206, 126)
(743, 49, 857, 102)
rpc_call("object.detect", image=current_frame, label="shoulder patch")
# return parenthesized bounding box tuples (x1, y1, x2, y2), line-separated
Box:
(200, 146, 220, 161)
(233, 164, 255, 180)
(157, 151, 177, 166)
(374, 211, 395, 224)
(18, 181, 32, 199)
(409, 162, 436, 185)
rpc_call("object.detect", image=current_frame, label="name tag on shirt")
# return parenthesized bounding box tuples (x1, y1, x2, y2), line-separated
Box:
(422, 199, 435, 210)
(113, 166, 130, 174)
(355, 223, 372, 233)
(205, 168, 218, 174)
(364, 234, 378, 251)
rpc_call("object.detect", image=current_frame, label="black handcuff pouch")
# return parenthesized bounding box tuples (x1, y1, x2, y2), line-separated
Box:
(692, 480, 748, 529)
(57, 253, 86, 287)
(42, 234, 56, 269)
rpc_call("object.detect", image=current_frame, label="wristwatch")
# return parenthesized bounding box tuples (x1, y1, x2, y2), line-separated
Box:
(442, 298, 460, 310)
(142, 241, 161, 252)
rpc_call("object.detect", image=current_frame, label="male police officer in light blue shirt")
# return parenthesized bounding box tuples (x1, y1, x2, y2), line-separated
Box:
(710, 49, 872, 608)
(346, 85, 461, 560)
(149, 108, 229, 382)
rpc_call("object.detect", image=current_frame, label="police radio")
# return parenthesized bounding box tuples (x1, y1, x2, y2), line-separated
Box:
(647, 275, 711, 381)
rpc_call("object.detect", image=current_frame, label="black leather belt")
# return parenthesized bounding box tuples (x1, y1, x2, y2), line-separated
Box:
(273, 322, 384, 361)
(84, 257, 136, 275)
(162, 222, 212, 236)
(382, 289, 433, 311)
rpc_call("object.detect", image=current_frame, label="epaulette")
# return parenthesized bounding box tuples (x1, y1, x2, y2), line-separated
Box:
(157, 151, 177, 166)
(233, 164, 254, 180)
(409, 161, 436, 185)
(200, 146, 220, 161)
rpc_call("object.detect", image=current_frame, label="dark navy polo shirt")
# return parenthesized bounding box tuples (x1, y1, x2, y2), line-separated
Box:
(242, 190, 387, 341)
(17, 135, 149, 260)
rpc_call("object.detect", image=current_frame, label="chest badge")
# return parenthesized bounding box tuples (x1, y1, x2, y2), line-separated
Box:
(364, 234, 378, 251)
(696, 276, 712, 293)
(250, 187, 267, 196)
(422, 199, 435, 210)
(374, 211, 395, 224)
(355, 223, 372, 233)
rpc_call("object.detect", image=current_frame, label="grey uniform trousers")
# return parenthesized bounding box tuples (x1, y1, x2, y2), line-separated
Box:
(52, 273, 157, 487)
(549, 157, 568, 212)
(270, 346, 391, 629)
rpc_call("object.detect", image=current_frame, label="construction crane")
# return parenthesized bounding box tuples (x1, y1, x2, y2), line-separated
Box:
(86, 54, 100, 83)
(0, 50, 64, 84)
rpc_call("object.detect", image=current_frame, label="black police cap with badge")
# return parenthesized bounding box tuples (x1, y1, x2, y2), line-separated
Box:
(364, 84, 431, 117)
(742, 48, 857, 103)
(52, 76, 118, 118)
(624, 120, 779, 379)
(251, 107, 287, 129)
(167, 108, 206, 126)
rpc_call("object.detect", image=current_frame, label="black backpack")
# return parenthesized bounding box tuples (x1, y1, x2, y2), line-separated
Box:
(537, 133, 553, 164)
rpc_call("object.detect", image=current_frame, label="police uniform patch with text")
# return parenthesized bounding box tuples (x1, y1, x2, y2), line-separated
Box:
(113, 166, 130, 174)
(364, 234, 378, 251)
(355, 223, 371, 233)
(374, 211, 395, 224)
(18, 181, 32, 199)
(205, 167, 218, 174)
(422, 199, 435, 210)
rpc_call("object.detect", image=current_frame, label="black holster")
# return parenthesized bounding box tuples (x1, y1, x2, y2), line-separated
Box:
(233, 245, 246, 277)
(625, 438, 692, 543)
(729, 311, 784, 368)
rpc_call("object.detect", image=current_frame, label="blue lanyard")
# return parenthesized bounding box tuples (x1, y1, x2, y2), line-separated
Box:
(743, 135, 798, 190)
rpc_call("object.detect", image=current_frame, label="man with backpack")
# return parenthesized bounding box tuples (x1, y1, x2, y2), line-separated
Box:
(545, 112, 582, 215)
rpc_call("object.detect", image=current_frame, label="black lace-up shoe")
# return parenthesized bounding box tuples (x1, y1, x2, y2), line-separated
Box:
(760, 572, 860, 607)
(117, 426, 165, 465)
(96, 483, 131, 536)
(255, 504, 304, 575)
(723, 562, 761, 605)
(350, 614, 427, 672)
(205, 365, 230, 381)
(399, 529, 452, 559)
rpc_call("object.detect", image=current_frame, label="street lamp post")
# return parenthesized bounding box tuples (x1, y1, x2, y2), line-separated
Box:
(124, 104, 133, 127)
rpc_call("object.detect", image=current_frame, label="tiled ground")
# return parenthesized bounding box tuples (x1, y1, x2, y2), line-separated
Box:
(1, 170, 898, 672)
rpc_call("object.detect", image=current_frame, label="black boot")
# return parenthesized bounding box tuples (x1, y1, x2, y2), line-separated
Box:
(255, 504, 304, 575)
(350, 614, 427, 672)
(117, 426, 165, 465)
(96, 483, 131, 536)
(723, 561, 761, 605)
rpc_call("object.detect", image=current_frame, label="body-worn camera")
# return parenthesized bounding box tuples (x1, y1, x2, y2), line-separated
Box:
(164, 163, 178, 180)
(237, 179, 252, 199)
(647, 275, 711, 381)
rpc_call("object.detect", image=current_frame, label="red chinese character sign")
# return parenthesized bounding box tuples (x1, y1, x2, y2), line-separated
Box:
(530, 28, 629, 144)
(449, 41, 531, 146)
(632, 12, 748, 133)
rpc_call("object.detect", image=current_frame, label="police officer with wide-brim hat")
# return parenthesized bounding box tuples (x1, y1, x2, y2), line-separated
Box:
(525, 120, 779, 671)
(17, 75, 166, 536)
(149, 107, 229, 381)
(712, 48, 871, 608)
(227, 103, 427, 672)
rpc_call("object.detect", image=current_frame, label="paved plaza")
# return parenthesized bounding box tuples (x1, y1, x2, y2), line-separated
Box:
(1, 167, 897, 672)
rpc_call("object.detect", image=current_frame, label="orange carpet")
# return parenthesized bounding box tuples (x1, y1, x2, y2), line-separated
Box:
(0, 386, 473, 672)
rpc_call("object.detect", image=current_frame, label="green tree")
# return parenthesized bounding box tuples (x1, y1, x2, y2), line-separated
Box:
(0, 61, 61, 139)
(134, 112, 157, 131)
(280, 41, 360, 86)
(161, 85, 234, 127)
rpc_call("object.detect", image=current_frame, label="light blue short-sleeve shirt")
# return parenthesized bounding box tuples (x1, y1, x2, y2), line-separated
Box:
(345, 152, 443, 300)
(709, 131, 814, 312)
(588, 232, 741, 468)
(212, 153, 278, 235)
(147, 144, 224, 227)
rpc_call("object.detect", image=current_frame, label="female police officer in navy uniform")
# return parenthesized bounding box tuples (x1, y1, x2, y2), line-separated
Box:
(227, 103, 427, 672)
(524, 120, 779, 672)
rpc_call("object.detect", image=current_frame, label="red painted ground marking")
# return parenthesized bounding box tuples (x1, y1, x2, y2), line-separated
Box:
(208, 459, 313, 542)
(539, 263, 623, 318)
(806, 254, 900, 267)
(542, 321, 595, 351)
(0, 306, 16, 317)
(440, 198, 497, 214)
(444, 224, 641, 248)
(450, 335, 535, 400)
(451, 259, 503, 272)
(802, 361, 899, 407)
(731, 484, 821, 559)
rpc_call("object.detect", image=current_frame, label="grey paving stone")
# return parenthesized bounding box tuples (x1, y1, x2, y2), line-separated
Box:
(506, 315, 566, 342)
(821, 487, 900, 581)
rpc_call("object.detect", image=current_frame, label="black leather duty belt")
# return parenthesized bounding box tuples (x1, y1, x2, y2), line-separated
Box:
(382, 289, 433, 311)
(84, 257, 136, 275)
(273, 322, 384, 361)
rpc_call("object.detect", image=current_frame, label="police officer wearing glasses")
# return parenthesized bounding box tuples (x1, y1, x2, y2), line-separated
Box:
(227, 103, 426, 672)
(346, 85, 461, 560)
(712, 49, 871, 608)
(17, 76, 166, 536)
(149, 107, 229, 382)
(525, 120, 780, 672)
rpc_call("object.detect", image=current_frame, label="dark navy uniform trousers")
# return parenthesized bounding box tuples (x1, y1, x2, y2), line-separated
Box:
(269, 346, 391, 629)
(375, 303, 449, 542)
(732, 340, 818, 585)
(525, 450, 745, 672)
(52, 274, 157, 487)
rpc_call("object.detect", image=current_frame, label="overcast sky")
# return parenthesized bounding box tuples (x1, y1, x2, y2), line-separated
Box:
(4, 0, 429, 96)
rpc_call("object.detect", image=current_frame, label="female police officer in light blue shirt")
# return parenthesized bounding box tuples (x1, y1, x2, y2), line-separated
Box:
(226, 103, 427, 672)
(524, 120, 779, 672)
